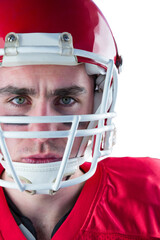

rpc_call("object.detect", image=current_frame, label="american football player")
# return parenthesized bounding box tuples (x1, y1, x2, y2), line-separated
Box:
(0, 0, 159, 239)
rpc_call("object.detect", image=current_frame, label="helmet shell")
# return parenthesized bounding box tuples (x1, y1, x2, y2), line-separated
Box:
(0, 0, 119, 66)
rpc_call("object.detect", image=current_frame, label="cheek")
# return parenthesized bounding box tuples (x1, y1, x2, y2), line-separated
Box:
(4, 138, 23, 160)
(80, 93, 94, 115)
(85, 88, 94, 114)
(0, 101, 9, 115)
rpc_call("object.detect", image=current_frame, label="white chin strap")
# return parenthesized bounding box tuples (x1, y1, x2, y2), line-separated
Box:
(0, 157, 84, 195)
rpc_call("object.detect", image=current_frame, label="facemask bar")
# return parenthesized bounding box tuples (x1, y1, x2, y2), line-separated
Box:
(0, 60, 117, 193)
(0, 126, 24, 191)
(53, 115, 79, 191)
(63, 60, 117, 188)
(0, 114, 115, 192)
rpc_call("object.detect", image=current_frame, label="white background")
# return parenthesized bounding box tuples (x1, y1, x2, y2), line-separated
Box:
(93, 0, 160, 158)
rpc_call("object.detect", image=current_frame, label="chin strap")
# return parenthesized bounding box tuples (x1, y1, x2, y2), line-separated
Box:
(0, 156, 85, 195)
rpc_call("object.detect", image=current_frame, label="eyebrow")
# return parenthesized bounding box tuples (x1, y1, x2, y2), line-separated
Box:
(0, 86, 36, 95)
(0, 85, 86, 97)
(51, 86, 86, 97)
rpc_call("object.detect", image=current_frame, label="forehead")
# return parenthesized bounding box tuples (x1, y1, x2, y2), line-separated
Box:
(0, 64, 92, 89)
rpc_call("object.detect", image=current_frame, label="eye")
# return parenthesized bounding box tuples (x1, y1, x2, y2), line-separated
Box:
(12, 96, 26, 105)
(59, 97, 74, 105)
(8, 96, 30, 108)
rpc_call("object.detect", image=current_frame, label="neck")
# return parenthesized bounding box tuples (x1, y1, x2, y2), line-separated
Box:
(2, 169, 85, 239)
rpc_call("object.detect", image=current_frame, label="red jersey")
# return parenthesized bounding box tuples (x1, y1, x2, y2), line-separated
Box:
(0, 157, 160, 239)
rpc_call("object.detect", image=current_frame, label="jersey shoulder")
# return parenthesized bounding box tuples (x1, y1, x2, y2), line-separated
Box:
(99, 156, 160, 202)
(101, 156, 160, 179)
(79, 157, 160, 239)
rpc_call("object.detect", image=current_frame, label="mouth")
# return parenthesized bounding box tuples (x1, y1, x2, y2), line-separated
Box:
(21, 154, 62, 164)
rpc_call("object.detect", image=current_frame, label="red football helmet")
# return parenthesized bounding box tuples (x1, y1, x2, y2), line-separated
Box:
(0, 0, 122, 194)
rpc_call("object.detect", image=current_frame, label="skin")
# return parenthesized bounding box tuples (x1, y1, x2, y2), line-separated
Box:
(0, 64, 94, 162)
(0, 64, 94, 240)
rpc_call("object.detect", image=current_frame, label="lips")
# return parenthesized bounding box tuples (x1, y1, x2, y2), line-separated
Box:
(21, 154, 62, 164)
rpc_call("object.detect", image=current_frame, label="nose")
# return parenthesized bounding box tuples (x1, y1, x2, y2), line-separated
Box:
(28, 121, 55, 132)
(27, 101, 60, 142)
(28, 122, 57, 143)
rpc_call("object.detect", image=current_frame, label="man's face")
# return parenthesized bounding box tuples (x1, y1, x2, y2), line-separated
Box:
(0, 64, 94, 164)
